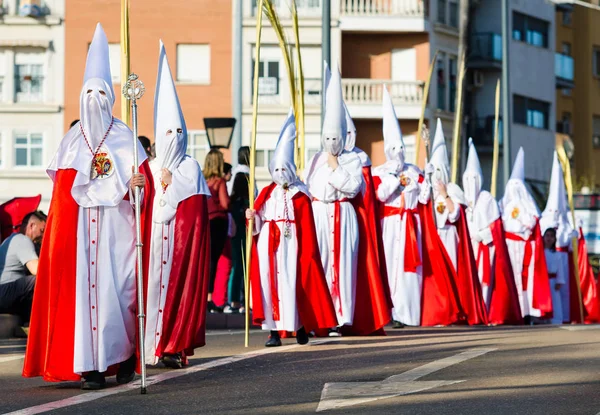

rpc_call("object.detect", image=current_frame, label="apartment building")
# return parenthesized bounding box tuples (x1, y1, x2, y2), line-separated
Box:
(241, 0, 459, 188)
(0, 0, 65, 211)
(556, 1, 600, 189)
(64, 0, 233, 169)
(467, 0, 557, 195)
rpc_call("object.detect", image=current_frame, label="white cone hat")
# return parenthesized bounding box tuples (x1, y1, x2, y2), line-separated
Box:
(84, 23, 114, 103)
(430, 118, 450, 183)
(462, 138, 484, 206)
(540, 152, 568, 234)
(323, 60, 331, 110)
(464, 138, 483, 182)
(344, 104, 356, 151)
(510, 147, 526, 182)
(382, 85, 405, 162)
(321, 64, 346, 155)
(154, 40, 187, 172)
(270, 108, 297, 185)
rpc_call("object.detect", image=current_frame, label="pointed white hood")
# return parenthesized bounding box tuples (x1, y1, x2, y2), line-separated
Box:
(540, 152, 572, 238)
(430, 118, 450, 184)
(321, 65, 346, 156)
(462, 138, 484, 207)
(344, 104, 356, 152)
(501, 147, 540, 218)
(270, 108, 297, 187)
(323, 60, 331, 111)
(80, 23, 115, 149)
(382, 84, 405, 167)
(154, 40, 187, 173)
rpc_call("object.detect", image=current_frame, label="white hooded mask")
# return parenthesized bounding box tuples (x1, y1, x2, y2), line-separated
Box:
(344, 104, 356, 152)
(154, 40, 187, 173)
(500, 147, 540, 217)
(270, 109, 297, 188)
(321, 65, 346, 156)
(430, 118, 451, 185)
(462, 138, 484, 208)
(540, 152, 574, 242)
(80, 24, 115, 150)
(382, 84, 405, 169)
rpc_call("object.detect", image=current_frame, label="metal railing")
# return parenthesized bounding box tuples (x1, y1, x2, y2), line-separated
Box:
(342, 78, 424, 105)
(555, 53, 574, 82)
(341, 0, 427, 16)
(250, 0, 322, 17)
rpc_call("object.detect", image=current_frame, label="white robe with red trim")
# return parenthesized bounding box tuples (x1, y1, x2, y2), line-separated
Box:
(306, 151, 363, 327)
(373, 163, 429, 326)
(545, 248, 565, 324)
(433, 184, 463, 271)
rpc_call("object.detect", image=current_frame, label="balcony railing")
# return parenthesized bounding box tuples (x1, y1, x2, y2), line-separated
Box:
(342, 79, 423, 105)
(469, 33, 502, 64)
(341, 0, 427, 16)
(251, 0, 321, 17)
(555, 53, 574, 82)
(467, 116, 503, 148)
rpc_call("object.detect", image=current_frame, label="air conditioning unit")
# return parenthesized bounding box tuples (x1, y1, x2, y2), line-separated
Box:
(593, 135, 600, 149)
(473, 71, 484, 88)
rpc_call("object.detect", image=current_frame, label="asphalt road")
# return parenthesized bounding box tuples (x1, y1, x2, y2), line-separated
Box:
(1, 325, 600, 414)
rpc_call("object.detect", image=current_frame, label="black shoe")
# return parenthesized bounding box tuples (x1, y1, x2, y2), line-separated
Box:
(81, 371, 106, 390)
(265, 331, 282, 347)
(116, 354, 136, 385)
(328, 328, 341, 337)
(161, 353, 183, 369)
(296, 327, 309, 345)
(392, 320, 405, 329)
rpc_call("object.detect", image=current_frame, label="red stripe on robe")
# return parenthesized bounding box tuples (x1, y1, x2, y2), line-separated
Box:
(250, 183, 337, 333)
(418, 201, 465, 326)
(23, 162, 154, 381)
(156, 194, 210, 358)
(487, 218, 523, 325)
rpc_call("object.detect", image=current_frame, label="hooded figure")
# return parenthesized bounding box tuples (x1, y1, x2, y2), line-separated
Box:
(144, 41, 211, 369)
(305, 65, 364, 334)
(249, 110, 337, 346)
(425, 120, 488, 325)
(372, 85, 431, 327)
(463, 139, 522, 325)
(500, 147, 552, 321)
(24, 23, 154, 389)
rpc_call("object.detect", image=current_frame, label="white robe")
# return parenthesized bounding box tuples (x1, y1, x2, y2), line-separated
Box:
(545, 248, 566, 324)
(145, 157, 209, 365)
(434, 183, 462, 271)
(47, 119, 148, 374)
(253, 185, 304, 332)
(501, 201, 539, 317)
(466, 191, 499, 309)
(556, 223, 577, 323)
(306, 151, 363, 327)
(373, 163, 429, 326)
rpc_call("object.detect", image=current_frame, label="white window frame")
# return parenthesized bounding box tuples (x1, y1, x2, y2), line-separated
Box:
(186, 130, 210, 165)
(0, 49, 6, 103)
(108, 43, 121, 84)
(13, 131, 44, 169)
(14, 49, 45, 103)
(176, 44, 211, 85)
(0, 131, 3, 168)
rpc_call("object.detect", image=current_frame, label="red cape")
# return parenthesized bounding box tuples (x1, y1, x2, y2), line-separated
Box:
(0, 195, 42, 242)
(346, 167, 392, 336)
(250, 183, 337, 333)
(453, 208, 488, 325)
(418, 201, 465, 326)
(487, 219, 523, 325)
(23, 162, 154, 381)
(531, 222, 553, 319)
(571, 229, 600, 323)
(155, 194, 210, 358)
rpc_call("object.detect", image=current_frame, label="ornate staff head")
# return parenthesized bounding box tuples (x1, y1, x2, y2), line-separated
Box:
(123, 73, 145, 101)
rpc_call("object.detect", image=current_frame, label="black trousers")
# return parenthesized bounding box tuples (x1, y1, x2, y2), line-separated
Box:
(208, 217, 229, 294)
(0, 275, 36, 324)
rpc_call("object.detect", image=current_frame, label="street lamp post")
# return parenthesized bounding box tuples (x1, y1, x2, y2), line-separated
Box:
(203, 117, 237, 149)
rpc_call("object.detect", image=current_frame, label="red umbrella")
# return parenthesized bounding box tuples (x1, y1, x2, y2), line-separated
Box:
(0, 195, 42, 242)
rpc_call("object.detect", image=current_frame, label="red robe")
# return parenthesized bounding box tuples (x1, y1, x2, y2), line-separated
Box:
(23, 163, 154, 381)
(250, 183, 338, 333)
(486, 219, 523, 325)
(531, 222, 553, 319)
(568, 229, 600, 324)
(153, 194, 211, 358)
(0, 195, 42, 242)
(346, 166, 392, 336)
(418, 201, 465, 326)
(452, 208, 488, 325)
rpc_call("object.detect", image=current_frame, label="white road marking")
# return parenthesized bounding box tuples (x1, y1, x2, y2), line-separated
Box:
(0, 355, 24, 364)
(4, 339, 334, 415)
(560, 325, 600, 331)
(316, 347, 497, 412)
